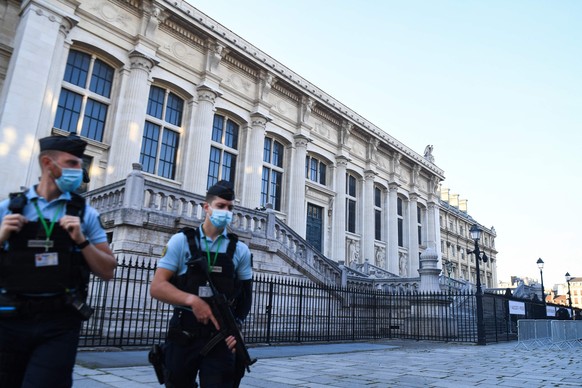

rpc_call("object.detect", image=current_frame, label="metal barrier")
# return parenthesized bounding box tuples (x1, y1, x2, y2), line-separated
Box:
(549, 321, 582, 350)
(79, 256, 525, 348)
(516, 320, 582, 350)
(516, 319, 552, 349)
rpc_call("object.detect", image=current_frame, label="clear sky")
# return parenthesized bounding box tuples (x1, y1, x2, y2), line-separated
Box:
(189, 0, 581, 288)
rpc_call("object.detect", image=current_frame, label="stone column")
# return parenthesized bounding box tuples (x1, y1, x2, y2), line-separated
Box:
(387, 182, 399, 274)
(332, 156, 349, 261)
(185, 86, 219, 195)
(287, 134, 309, 235)
(409, 193, 420, 275)
(107, 51, 156, 183)
(362, 170, 376, 264)
(0, 2, 78, 189)
(240, 113, 268, 209)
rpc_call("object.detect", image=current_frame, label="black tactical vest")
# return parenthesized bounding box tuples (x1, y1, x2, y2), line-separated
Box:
(173, 227, 239, 302)
(0, 192, 90, 295)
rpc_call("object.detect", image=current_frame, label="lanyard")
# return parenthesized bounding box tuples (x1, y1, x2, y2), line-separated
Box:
(204, 235, 223, 272)
(33, 200, 64, 245)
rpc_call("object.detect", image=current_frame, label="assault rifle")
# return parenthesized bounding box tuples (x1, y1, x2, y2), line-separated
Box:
(190, 258, 257, 377)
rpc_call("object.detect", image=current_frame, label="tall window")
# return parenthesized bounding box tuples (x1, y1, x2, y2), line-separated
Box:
(346, 174, 357, 233)
(397, 197, 404, 247)
(417, 205, 423, 245)
(54, 49, 114, 142)
(374, 187, 382, 241)
(261, 137, 284, 210)
(305, 155, 327, 185)
(207, 114, 239, 188)
(140, 85, 183, 179)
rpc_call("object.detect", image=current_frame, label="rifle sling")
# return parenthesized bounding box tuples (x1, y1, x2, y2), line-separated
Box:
(200, 330, 227, 356)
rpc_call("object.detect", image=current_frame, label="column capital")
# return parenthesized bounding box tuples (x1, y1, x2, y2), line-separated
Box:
(250, 111, 270, 129)
(196, 85, 220, 104)
(388, 182, 400, 192)
(335, 155, 350, 167)
(294, 133, 311, 148)
(364, 169, 377, 180)
(129, 50, 157, 72)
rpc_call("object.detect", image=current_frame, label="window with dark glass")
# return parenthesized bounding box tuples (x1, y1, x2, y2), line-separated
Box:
(305, 156, 327, 185)
(374, 187, 382, 241)
(207, 114, 239, 189)
(346, 174, 357, 233)
(54, 49, 114, 143)
(139, 85, 183, 179)
(397, 197, 404, 247)
(261, 137, 284, 210)
(417, 205, 423, 245)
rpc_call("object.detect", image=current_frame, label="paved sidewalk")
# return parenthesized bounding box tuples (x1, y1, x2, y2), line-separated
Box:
(74, 340, 582, 387)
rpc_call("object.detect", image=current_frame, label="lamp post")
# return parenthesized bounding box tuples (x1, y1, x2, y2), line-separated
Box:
(536, 258, 546, 305)
(565, 272, 574, 320)
(469, 224, 488, 345)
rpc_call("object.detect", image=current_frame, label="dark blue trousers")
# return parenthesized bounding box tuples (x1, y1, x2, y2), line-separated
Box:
(163, 309, 235, 388)
(0, 311, 82, 388)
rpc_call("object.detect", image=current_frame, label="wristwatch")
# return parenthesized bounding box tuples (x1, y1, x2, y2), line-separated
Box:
(77, 240, 90, 249)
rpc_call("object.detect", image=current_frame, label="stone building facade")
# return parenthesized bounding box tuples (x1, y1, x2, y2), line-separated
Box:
(439, 186, 497, 289)
(0, 0, 495, 288)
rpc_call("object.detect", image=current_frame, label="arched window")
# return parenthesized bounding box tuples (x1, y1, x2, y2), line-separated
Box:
(305, 155, 327, 185)
(140, 85, 183, 179)
(54, 49, 114, 142)
(261, 137, 284, 210)
(207, 114, 239, 188)
(346, 173, 357, 233)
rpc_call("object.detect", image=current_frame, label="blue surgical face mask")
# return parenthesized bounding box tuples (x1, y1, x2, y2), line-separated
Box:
(209, 208, 233, 228)
(54, 167, 83, 193)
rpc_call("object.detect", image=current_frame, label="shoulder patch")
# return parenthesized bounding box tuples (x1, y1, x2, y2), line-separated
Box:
(161, 245, 168, 258)
(98, 214, 105, 229)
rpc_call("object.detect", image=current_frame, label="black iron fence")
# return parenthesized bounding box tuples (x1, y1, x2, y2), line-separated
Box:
(78, 256, 554, 348)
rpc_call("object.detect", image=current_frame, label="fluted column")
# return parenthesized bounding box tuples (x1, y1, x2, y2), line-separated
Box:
(332, 156, 349, 262)
(240, 113, 268, 208)
(362, 170, 376, 264)
(409, 193, 420, 275)
(0, 2, 78, 190)
(186, 86, 219, 195)
(288, 134, 309, 235)
(107, 51, 156, 183)
(427, 201, 438, 250)
(387, 182, 399, 274)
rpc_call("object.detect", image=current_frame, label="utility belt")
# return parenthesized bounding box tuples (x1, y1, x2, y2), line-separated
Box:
(167, 308, 217, 345)
(0, 292, 93, 320)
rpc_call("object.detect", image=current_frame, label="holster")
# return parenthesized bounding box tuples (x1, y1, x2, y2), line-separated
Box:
(148, 344, 165, 385)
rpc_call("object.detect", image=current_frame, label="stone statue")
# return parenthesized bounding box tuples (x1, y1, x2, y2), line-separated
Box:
(424, 144, 434, 163)
(399, 253, 407, 276)
(301, 96, 313, 123)
(347, 239, 359, 266)
(260, 72, 274, 101)
(375, 247, 385, 268)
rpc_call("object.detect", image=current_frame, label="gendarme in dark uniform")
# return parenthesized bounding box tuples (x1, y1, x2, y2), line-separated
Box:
(151, 180, 253, 388)
(0, 134, 117, 388)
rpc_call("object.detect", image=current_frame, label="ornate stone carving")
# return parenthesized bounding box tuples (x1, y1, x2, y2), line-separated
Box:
(197, 87, 217, 104)
(129, 51, 155, 72)
(259, 71, 276, 101)
(339, 121, 352, 145)
(206, 41, 228, 73)
(301, 96, 314, 123)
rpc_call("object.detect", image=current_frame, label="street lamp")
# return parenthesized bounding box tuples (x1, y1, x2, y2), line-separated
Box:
(536, 258, 546, 305)
(565, 272, 574, 320)
(469, 224, 488, 345)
